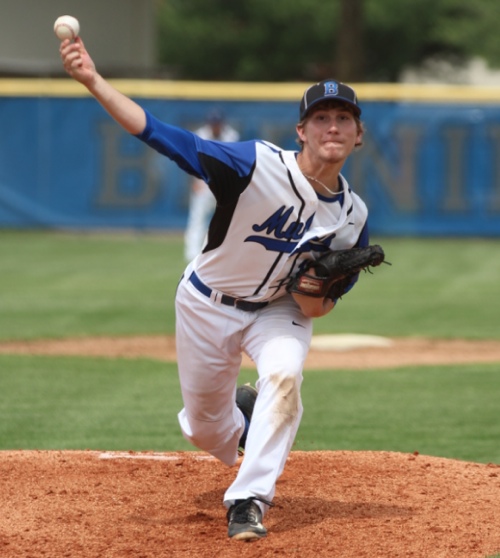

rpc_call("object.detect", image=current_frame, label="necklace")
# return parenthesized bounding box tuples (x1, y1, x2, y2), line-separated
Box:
(302, 173, 343, 196)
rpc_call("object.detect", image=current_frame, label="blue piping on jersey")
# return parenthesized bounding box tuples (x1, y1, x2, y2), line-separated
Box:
(244, 235, 338, 254)
(244, 236, 297, 253)
(316, 192, 345, 205)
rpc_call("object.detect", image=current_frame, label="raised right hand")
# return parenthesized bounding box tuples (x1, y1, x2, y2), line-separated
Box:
(60, 37, 97, 87)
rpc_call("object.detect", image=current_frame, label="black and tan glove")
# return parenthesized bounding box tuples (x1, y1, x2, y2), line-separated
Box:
(287, 245, 388, 301)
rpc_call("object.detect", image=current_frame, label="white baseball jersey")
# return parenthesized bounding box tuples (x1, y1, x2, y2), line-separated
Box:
(138, 110, 369, 301)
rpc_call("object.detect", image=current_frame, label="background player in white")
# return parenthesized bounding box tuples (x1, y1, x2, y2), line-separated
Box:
(60, 37, 368, 541)
(184, 110, 240, 261)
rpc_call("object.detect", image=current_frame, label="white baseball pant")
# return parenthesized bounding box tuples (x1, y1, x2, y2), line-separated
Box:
(175, 272, 312, 513)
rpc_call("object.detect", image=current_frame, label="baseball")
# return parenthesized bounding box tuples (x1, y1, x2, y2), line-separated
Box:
(54, 15, 80, 41)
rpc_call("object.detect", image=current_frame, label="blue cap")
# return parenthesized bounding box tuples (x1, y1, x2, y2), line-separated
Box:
(300, 80, 361, 120)
(207, 109, 224, 123)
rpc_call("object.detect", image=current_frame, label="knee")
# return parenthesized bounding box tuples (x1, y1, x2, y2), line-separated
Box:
(178, 409, 240, 456)
(181, 416, 220, 450)
(263, 371, 303, 419)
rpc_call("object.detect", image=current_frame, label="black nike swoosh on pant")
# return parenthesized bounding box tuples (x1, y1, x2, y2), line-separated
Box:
(292, 321, 305, 328)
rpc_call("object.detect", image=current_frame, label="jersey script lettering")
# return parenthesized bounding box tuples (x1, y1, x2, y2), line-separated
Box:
(244, 206, 314, 252)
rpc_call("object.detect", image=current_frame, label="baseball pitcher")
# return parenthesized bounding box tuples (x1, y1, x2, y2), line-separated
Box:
(59, 37, 387, 542)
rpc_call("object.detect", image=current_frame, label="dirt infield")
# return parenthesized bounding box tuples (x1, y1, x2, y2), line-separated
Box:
(2, 336, 500, 557)
(2, 334, 500, 369)
(1, 450, 500, 557)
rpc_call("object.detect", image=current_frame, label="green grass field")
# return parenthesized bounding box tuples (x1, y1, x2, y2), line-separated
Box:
(1, 231, 499, 463)
(1, 355, 499, 464)
(1, 231, 499, 340)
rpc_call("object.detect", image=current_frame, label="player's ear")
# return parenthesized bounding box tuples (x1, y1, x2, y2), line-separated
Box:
(354, 121, 365, 149)
(296, 123, 306, 144)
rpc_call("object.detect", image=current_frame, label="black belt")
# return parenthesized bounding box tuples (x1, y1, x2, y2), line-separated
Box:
(189, 271, 269, 312)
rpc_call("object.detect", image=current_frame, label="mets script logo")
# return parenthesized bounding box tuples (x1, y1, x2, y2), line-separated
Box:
(244, 206, 312, 253)
(244, 205, 333, 254)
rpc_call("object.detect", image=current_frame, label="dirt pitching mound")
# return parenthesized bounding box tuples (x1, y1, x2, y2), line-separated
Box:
(1, 450, 500, 557)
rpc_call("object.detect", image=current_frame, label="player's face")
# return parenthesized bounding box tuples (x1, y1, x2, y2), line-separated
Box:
(210, 121, 223, 138)
(298, 105, 362, 164)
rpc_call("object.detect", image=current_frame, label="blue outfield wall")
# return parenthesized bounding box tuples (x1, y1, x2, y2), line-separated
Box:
(1, 80, 500, 235)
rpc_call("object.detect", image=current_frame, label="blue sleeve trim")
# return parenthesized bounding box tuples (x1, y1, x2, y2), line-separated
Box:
(333, 222, 370, 302)
(356, 222, 370, 248)
(136, 110, 257, 182)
